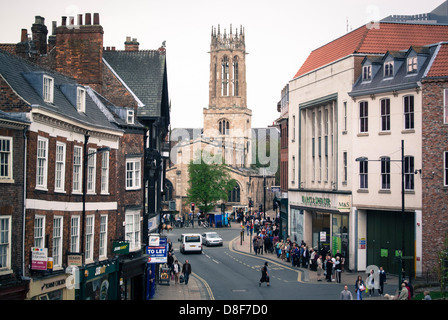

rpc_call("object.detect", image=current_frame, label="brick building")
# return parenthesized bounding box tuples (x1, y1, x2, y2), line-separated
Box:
(0, 12, 170, 300)
(0, 111, 30, 299)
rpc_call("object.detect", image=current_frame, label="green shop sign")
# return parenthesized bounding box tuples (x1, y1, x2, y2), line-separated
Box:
(301, 196, 331, 208)
(113, 241, 130, 255)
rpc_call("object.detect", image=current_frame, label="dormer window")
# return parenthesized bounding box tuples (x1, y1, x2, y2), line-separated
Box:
(76, 87, 86, 113)
(384, 61, 394, 78)
(362, 65, 371, 81)
(43, 75, 54, 103)
(407, 56, 417, 73)
(127, 109, 134, 124)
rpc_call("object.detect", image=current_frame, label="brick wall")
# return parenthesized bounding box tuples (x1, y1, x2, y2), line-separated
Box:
(421, 79, 448, 273)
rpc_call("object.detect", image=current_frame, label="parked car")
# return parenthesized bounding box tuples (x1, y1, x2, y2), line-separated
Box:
(202, 232, 223, 247)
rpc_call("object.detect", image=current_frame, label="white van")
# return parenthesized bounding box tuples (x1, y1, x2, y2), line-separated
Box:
(179, 233, 202, 253)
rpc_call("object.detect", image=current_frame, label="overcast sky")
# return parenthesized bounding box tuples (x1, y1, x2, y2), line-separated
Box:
(0, 0, 444, 128)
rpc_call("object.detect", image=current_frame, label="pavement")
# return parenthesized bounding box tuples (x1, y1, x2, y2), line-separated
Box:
(151, 211, 399, 301)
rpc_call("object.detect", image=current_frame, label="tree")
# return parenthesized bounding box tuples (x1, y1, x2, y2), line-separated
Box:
(187, 151, 236, 214)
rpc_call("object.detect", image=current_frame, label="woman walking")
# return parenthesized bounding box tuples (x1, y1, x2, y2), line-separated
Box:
(173, 260, 181, 284)
(355, 275, 366, 300)
(259, 262, 270, 287)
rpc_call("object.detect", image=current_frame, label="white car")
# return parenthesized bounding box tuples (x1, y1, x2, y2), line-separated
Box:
(202, 232, 223, 247)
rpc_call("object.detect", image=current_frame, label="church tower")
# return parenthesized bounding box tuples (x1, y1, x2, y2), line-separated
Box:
(203, 25, 252, 167)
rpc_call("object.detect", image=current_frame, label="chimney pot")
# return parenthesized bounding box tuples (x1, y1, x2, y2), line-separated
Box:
(21, 29, 28, 42)
(85, 13, 91, 25)
(77, 14, 83, 26)
(93, 13, 100, 25)
(62, 16, 67, 26)
(69, 16, 75, 26)
(52, 21, 57, 35)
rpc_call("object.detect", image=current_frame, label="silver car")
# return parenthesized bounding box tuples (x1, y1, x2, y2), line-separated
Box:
(202, 232, 223, 247)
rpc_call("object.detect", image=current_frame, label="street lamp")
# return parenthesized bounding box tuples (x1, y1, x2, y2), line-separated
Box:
(355, 140, 407, 291)
(81, 132, 111, 266)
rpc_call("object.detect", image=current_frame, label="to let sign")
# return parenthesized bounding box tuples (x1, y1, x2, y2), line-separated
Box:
(146, 237, 167, 264)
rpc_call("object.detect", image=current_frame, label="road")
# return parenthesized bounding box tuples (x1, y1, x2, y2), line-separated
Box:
(163, 224, 376, 300)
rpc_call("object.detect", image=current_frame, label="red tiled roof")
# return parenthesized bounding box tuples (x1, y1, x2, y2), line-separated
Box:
(426, 43, 448, 78)
(294, 22, 448, 79)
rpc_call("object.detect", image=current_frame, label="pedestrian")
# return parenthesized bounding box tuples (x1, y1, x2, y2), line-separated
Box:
(167, 251, 174, 279)
(335, 256, 342, 283)
(404, 280, 413, 300)
(246, 220, 251, 235)
(366, 269, 379, 297)
(355, 275, 366, 300)
(423, 291, 432, 300)
(398, 282, 408, 300)
(340, 285, 353, 300)
(182, 259, 192, 285)
(259, 262, 270, 287)
(253, 235, 258, 255)
(309, 249, 316, 271)
(325, 255, 333, 282)
(257, 236, 264, 255)
(173, 260, 181, 284)
(302, 245, 309, 268)
(316, 255, 323, 281)
(378, 266, 386, 296)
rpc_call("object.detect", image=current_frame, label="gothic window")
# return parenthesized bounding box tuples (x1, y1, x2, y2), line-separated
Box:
(213, 63, 217, 98)
(163, 179, 174, 201)
(222, 56, 229, 96)
(233, 56, 239, 96)
(228, 182, 240, 203)
(219, 119, 229, 135)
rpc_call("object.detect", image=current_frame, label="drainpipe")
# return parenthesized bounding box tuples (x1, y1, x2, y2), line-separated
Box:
(22, 126, 28, 280)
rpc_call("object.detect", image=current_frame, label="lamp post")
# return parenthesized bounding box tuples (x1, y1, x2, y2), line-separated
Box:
(355, 140, 406, 291)
(81, 132, 110, 266)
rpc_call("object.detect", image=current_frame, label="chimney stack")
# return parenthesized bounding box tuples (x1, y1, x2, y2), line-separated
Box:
(55, 12, 104, 92)
(31, 16, 48, 55)
(124, 37, 139, 51)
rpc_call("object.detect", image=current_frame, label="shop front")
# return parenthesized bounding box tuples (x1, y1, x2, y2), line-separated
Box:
(290, 191, 352, 270)
(77, 258, 119, 300)
(117, 240, 148, 300)
(27, 273, 75, 300)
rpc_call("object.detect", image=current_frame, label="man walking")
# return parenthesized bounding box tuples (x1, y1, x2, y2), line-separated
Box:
(340, 285, 353, 300)
(182, 259, 192, 285)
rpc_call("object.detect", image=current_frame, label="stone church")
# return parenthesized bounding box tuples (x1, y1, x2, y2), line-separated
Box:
(165, 25, 277, 216)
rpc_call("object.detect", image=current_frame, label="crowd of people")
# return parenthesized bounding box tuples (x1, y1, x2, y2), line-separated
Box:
(245, 211, 422, 301)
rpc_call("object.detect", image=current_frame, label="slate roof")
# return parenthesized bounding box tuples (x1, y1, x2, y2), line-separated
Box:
(294, 22, 448, 79)
(102, 50, 168, 119)
(350, 42, 448, 96)
(0, 49, 119, 132)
